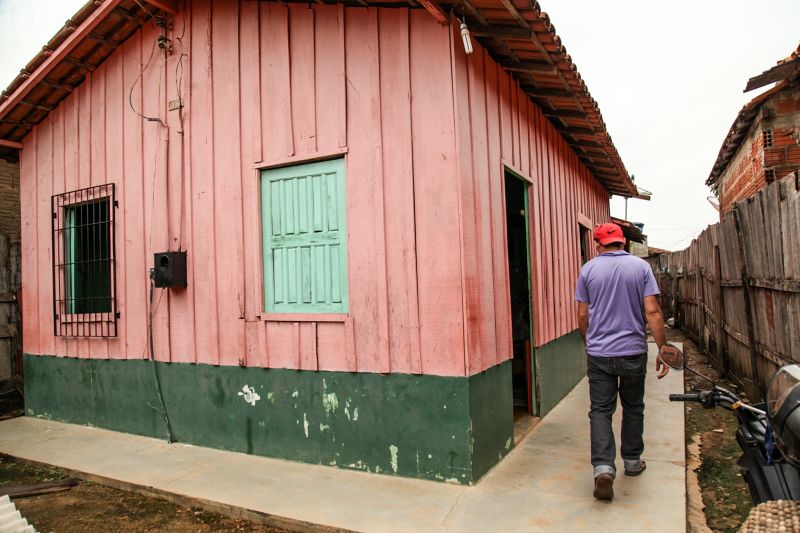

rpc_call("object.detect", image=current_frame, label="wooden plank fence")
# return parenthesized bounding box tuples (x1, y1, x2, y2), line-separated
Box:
(0, 234, 21, 381)
(647, 172, 800, 400)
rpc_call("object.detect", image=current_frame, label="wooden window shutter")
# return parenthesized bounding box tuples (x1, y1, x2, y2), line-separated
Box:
(260, 158, 349, 313)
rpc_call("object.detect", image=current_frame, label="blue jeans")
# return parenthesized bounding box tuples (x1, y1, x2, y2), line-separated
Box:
(587, 354, 647, 478)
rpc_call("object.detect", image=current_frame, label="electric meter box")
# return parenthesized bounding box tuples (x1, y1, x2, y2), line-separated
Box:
(153, 251, 187, 288)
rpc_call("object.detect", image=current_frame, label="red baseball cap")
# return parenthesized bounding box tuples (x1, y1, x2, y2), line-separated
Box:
(593, 223, 626, 246)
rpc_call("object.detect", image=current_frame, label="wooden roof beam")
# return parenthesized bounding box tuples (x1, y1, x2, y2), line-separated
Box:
(471, 25, 532, 40)
(499, 0, 529, 28)
(543, 108, 586, 119)
(522, 86, 573, 98)
(561, 125, 596, 136)
(40, 78, 77, 92)
(506, 60, 557, 74)
(419, 0, 448, 24)
(0, 139, 23, 150)
(0, 0, 125, 120)
(575, 139, 602, 149)
(20, 99, 54, 112)
(112, 6, 149, 24)
(460, 0, 488, 26)
(584, 160, 617, 169)
(143, 0, 178, 15)
(61, 56, 98, 73)
(88, 31, 121, 47)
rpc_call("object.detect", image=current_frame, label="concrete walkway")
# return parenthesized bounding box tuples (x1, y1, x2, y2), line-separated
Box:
(0, 344, 686, 532)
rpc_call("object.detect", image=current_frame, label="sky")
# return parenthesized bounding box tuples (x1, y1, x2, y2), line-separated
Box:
(1, 0, 799, 250)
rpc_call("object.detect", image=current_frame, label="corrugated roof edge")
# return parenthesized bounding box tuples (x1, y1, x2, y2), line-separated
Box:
(0, 0, 100, 106)
(0, 0, 637, 198)
(534, 6, 636, 197)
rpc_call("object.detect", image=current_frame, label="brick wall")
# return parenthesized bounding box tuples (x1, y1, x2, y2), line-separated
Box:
(0, 158, 20, 240)
(718, 89, 800, 214)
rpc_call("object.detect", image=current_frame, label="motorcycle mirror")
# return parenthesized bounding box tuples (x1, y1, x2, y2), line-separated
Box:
(658, 342, 718, 385)
(657, 343, 685, 371)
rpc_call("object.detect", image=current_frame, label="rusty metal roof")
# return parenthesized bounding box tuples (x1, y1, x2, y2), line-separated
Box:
(707, 44, 800, 189)
(0, 0, 637, 197)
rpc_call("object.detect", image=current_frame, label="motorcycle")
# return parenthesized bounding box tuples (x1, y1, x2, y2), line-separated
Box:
(658, 345, 800, 504)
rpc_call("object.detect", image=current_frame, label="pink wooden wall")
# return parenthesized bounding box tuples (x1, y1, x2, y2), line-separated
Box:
(20, 1, 609, 378)
(450, 32, 610, 374)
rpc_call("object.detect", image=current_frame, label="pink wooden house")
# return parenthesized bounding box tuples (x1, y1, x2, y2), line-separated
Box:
(0, 0, 638, 483)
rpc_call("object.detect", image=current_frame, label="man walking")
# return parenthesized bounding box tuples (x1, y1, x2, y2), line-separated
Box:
(574, 223, 669, 501)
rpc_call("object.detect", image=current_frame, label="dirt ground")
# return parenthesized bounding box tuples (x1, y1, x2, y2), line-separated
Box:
(0, 454, 289, 533)
(668, 328, 753, 533)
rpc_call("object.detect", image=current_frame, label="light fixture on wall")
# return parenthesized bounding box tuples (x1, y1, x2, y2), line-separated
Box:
(460, 17, 473, 55)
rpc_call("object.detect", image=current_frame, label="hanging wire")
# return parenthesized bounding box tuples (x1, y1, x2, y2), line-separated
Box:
(128, 0, 166, 126)
(175, 0, 188, 250)
(147, 273, 175, 443)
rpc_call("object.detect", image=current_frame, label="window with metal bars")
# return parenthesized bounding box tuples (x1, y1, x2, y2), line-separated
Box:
(51, 184, 118, 337)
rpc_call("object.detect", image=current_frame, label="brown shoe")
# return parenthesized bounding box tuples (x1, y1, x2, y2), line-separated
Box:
(593, 473, 614, 500)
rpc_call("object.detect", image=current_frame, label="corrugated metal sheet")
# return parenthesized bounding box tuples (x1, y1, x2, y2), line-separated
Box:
(0, 495, 38, 533)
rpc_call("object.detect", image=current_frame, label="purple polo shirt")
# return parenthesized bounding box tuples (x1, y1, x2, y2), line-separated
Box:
(574, 251, 660, 357)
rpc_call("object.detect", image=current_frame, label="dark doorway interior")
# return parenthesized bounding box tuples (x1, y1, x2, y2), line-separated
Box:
(504, 172, 535, 425)
(579, 224, 590, 265)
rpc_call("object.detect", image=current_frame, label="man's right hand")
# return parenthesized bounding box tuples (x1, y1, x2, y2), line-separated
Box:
(655, 355, 669, 379)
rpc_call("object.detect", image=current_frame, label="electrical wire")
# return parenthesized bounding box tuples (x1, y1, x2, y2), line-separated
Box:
(175, 0, 188, 251)
(128, 0, 165, 126)
(147, 273, 175, 443)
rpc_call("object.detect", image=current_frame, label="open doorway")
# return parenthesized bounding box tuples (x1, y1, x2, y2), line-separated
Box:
(504, 170, 537, 441)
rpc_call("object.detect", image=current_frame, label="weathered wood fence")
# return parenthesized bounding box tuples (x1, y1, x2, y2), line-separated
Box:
(0, 234, 21, 382)
(647, 172, 800, 400)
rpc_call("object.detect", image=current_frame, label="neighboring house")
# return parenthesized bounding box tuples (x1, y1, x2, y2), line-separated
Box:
(0, 158, 19, 240)
(0, 156, 21, 381)
(0, 0, 638, 484)
(708, 45, 800, 214)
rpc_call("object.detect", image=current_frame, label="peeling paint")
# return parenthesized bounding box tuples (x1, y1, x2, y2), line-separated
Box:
(291, 390, 299, 398)
(323, 392, 339, 413)
(320, 423, 330, 433)
(505, 437, 512, 450)
(427, 454, 432, 459)
(303, 414, 309, 438)
(237, 385, 261, 406)
(445, 478, 460, 484)
(389, 445, 399, 473)
(266, 392, 275, 404)
(353, 407, 359, 421)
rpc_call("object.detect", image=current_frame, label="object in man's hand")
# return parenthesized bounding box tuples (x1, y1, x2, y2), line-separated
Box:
(658, 344, 684, 370)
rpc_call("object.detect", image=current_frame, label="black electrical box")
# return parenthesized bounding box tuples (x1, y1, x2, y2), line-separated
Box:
(153, 251, 187, 288)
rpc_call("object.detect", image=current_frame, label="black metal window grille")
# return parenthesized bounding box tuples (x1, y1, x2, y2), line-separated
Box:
(51, 184, 118, 337)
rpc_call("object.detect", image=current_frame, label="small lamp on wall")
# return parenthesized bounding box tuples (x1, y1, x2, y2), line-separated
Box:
(460, 18, 473, 55)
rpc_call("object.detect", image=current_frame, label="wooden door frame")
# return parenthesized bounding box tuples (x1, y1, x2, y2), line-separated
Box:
(503, 164, 538, 416)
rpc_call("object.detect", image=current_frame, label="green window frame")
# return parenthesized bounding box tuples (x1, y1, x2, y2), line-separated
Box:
(64, 198, 113, 314)
(260, 158, 349, 313)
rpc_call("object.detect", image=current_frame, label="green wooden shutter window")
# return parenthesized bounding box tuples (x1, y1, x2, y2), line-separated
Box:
(261, 158, 348, 313)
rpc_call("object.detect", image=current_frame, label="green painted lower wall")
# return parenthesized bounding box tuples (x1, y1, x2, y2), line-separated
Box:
(536, 330, 586, 416)
(469, 362, 515, 479)
(23, 355, 512, 485)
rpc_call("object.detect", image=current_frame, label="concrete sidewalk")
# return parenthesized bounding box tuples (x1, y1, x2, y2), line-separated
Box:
(0, 344, 686, 532)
